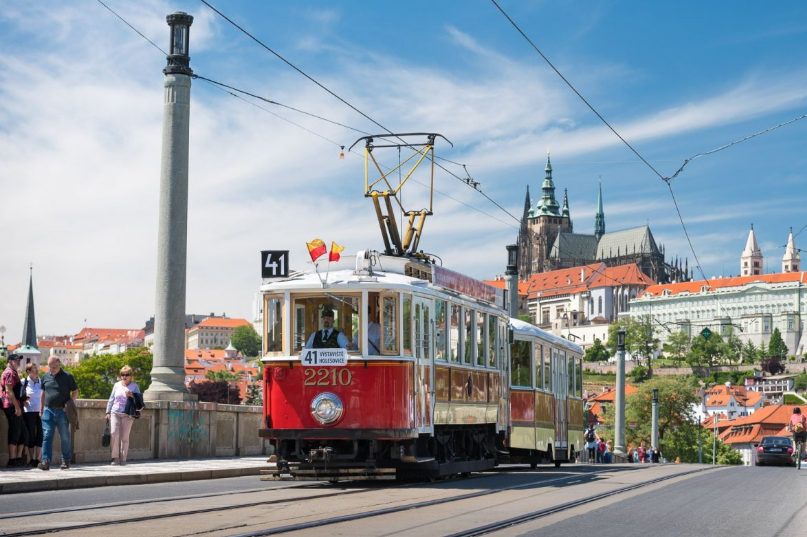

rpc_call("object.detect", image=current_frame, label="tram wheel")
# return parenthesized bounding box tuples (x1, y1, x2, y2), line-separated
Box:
(554, 461, 562, 468)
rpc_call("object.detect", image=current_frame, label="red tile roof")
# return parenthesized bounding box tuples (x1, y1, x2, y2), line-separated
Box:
(526, 263, 605, 298)
(587, 384, 639, 403)
(642, 272, 807, 297)
(482, 279, 530, 296)
(194, 318, 251, 329)
(720, 405, 798, 445)
(589, 264, 656, 288)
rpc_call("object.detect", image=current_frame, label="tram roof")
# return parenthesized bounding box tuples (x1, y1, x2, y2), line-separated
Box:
(260, 252, 505, 310)
(509, 318, 584, 354)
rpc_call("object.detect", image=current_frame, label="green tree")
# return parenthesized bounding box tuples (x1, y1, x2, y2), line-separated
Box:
(66, 348, 152, 400)
(741, 340, 758, 364)
(794, 372, 807, 392)
(689, 334, 723, 368)
(518, 314, 532, 324)
(232, 325, 261, 357)
(584, 338, 610, 363)
(624, 376, 700, 454)
(206, 369, 241, 382)
(244, 382, 262, 405)
(628, 365, 650, 383)
(606, 316, 660, 376)
(662, 330, 690, 367)
(768, 328, 788, 360)
(722, 327, 743, 365)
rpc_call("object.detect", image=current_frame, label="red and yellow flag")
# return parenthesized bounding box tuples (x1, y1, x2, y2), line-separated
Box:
(307, 239, 327, 262)
(329, 241, 345, 262)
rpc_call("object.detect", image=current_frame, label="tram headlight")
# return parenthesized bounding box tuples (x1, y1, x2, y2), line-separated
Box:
(310, 393, 344, 425)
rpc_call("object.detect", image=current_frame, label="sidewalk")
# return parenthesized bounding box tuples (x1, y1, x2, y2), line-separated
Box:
(0, 456, 271, 494)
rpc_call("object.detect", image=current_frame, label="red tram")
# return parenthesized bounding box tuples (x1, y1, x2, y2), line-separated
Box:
(258, 134, 583, 480)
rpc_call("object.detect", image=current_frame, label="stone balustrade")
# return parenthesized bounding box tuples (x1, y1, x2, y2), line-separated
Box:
(0, 400, 268, 465)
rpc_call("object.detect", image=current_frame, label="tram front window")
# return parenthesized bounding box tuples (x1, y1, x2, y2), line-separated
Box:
(292, 295, 360, 353)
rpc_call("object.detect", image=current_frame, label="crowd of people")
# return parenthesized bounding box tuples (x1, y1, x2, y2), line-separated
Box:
(1, 354, 142, 470)
(583, 426, 663, 464)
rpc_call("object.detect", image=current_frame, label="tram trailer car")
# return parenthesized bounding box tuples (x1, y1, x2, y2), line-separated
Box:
(259, 252, 584, 481)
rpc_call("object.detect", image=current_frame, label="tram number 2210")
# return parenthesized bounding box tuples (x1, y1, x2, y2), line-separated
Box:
(303, 368, 353, 386)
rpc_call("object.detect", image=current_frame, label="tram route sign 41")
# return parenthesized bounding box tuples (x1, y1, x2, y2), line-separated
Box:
(261, 250, 289, 278)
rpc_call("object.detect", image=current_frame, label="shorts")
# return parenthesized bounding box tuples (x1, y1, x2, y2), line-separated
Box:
(794, 431, 807, 445)
(3, 406, 28, 446)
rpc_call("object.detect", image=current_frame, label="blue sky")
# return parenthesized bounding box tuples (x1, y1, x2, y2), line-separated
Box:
(1, 0, 806, 341)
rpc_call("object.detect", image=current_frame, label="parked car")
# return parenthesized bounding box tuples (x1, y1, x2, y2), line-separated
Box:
(756, 436, 796, 467)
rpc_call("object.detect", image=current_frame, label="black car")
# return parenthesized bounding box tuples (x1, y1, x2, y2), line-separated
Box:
(756, 436, 796, 467)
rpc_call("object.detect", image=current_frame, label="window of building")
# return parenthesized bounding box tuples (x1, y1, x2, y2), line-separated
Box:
(598, 297, 602, 315)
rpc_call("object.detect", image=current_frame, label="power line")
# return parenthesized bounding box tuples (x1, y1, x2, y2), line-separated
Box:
(95, 0, 167, 56)
(665, 182, 707, 282)
(665, 112, 807, 183)
(490, 0, 665, 181)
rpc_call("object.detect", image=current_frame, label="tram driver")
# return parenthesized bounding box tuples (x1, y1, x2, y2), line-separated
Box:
(305, 307, 352, 349)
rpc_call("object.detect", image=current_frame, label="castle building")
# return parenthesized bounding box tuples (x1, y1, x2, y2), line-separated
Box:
(516, 154, 688, 284)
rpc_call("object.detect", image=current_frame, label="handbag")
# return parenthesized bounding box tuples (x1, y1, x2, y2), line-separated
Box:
(101, 420, 111, 448)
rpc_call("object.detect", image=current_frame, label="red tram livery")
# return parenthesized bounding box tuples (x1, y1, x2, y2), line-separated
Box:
(259, 133, 584, 481)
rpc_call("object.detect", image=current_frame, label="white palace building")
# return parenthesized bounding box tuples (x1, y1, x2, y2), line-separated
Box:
(629, 227, 806, 357)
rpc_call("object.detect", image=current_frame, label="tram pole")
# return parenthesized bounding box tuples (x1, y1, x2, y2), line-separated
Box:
(613, 329, 626, 456)
(651, 388, 659, 453)
(505, 245, 518, 319)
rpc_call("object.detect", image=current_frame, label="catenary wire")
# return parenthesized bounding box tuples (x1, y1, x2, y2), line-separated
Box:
(490, 0, 665, 181)
(95, 0, 168, 56)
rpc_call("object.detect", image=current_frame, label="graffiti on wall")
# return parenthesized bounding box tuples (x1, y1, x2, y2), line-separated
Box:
(167, 408, 208, 445)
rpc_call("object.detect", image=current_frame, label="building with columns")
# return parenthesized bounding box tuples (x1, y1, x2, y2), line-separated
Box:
(516, 154, 688, 284)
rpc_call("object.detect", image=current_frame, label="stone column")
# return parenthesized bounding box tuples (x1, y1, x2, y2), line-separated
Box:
(505, 244, 518, 319)
(145, 12, 196, 402)
(651, 388, 659, 452)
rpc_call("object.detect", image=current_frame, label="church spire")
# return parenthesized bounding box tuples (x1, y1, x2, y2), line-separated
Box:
(523, 185, 533, 219)
(561, 188, 570, 218)
(20, 264, 39, 354)
(535, 152, 560, 216)
(741, 224, 763, 276)
(594, 178, 605, 241)
(783, 227, 800, 273)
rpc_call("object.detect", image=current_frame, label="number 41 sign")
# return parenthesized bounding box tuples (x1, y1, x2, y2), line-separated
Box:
(261, 250, 289, 278)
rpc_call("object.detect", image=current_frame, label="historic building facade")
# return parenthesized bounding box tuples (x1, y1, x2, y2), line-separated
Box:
(517, 154, 688, 284)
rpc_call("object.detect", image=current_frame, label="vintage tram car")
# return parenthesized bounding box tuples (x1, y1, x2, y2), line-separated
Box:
(259, 252, 584, 480)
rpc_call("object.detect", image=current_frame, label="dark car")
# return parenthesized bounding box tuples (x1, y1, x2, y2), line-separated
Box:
(756, 436, 795, 467)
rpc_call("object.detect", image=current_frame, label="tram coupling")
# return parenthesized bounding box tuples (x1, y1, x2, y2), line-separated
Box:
(308, 446, 334, 462)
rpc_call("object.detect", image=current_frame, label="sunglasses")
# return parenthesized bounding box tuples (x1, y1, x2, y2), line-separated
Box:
(121, 374, 131, 377)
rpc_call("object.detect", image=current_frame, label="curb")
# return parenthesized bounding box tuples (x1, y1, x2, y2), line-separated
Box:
(0, 466, 265, 494)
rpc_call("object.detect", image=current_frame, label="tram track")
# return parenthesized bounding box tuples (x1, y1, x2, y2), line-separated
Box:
(0, 466, 712, 537)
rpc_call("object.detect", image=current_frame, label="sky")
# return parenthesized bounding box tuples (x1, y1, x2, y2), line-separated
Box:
(1, 0, 806, 343)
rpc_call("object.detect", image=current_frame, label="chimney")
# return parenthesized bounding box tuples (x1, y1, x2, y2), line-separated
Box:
(581, 267, 586, 281)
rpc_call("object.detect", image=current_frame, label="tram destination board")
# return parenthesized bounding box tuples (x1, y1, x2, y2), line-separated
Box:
(301, 348, 348, 366)
(261, 250, 289, 278)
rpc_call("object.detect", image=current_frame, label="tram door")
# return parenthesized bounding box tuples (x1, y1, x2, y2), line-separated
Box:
(552, 349, 568, 455)
(413, 297, 434, 431)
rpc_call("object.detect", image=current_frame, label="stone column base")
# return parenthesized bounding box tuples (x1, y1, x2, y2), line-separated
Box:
(143, 391, 198, 402)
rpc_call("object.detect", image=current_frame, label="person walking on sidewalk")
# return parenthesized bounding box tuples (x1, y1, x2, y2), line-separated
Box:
(2, 354, 28, 468)
(22, 362, 44, 468)
(39, 357, 78, 471)
(105, 366, 141, 466)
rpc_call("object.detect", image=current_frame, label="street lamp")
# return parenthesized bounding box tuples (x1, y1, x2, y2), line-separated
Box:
(651, 388, 659, 451)
(614, 329, 627, 456)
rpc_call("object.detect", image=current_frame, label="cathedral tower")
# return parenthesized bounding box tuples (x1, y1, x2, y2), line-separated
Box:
(783, 227, 800, 273)
(594, 179, 605, 241)
(528, 153, 572, 275)
(741, 224, 763, 276)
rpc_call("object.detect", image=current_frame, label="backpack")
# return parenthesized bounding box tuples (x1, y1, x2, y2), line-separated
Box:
(795, 420, 805, 434)
(598, 441, 606, 452)
(586, 430, 595, 442)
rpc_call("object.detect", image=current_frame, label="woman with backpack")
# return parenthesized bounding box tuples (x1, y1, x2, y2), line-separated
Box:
(584, 426, 598, 463)
(788, 407, 807, 447)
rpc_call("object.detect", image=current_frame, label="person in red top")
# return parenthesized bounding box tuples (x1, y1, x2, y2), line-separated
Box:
(788, 407, 807, 446)
(637, 442, 647, 463)
(1, 354, 28, 468)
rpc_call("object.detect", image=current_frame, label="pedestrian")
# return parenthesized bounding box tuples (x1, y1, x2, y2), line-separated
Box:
(22, 362, 43, 468)
(1, 354, 27, 467)
(584, 426, 598, 463)
(604, 441, 612, 463)
(105, 365, 142, 466)
(597, 437, 606, 463)
(652, 447, 661, 463)
(39, 357, 78, 471)
(637, 441, 646, 463)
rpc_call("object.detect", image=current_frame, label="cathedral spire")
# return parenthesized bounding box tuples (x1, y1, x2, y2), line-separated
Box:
(19, 265, 40, 361)
(561, 188, 570, 218)
(783, 227, 800, 273)
(535, 152, 560, 216)
(741, 224, 763, 276)
(523, 185, 532, 219)
(594, 178, 605, 241)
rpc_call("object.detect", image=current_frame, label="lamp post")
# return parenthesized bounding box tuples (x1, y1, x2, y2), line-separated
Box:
(651, 388, 659, 452)
(614, 329, 626, 455)
(505, 244, 519, 319)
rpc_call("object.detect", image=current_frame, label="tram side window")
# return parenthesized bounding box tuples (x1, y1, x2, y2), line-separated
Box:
(576, 357, 583, 397)
(381, 294, 398, 354)
(566, 352, 573, 395)
(463, 308, 474, 365)
(291, 295, 360, 353)
(263, 295, 283, 355)
(435, 300, 447, 361)
(488, 314, 497, 368)
(543, 345, 552, 391)
(510, 340, 531, 387)
(476, 312, 486, 367)
(449, 303, 460, 362)
(535, 343, 543, 390)
(403, 294, 412, 356)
